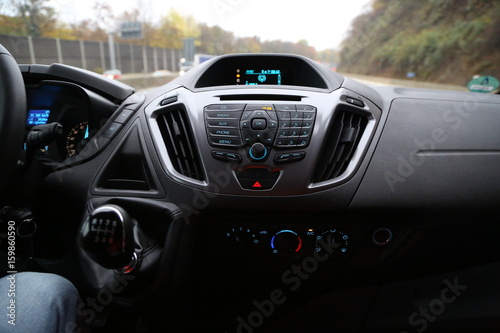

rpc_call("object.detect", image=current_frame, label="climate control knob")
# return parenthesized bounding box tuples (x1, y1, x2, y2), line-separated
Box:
(248, 142, 268, 161)
(225, 227, 259, 253)
(271, 230, 302, 254)
(314, 229, 349, 256)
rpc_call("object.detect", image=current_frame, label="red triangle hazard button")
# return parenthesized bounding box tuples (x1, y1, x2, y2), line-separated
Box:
(252, 181, 262, 188)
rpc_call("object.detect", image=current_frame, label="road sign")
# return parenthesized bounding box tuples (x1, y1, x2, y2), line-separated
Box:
(467, 75, 499, 93)
(120, 22, 142, 40)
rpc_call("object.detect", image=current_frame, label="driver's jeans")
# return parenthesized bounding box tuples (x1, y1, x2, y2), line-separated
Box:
(0, 272, 89, 333)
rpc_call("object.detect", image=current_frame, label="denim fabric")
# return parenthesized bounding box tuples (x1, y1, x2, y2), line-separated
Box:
(0, 272, 88, 333)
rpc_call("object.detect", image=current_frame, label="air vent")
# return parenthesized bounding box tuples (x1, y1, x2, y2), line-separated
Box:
(313, 110, 368, 183)
(157, 108, 205, 181)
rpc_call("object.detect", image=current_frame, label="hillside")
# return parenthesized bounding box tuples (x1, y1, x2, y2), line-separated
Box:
(338, 0, 500, 85)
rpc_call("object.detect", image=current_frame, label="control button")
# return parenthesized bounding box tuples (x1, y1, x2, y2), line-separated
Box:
(205, 111, 242, 119)
(346, 97, 365, 107)
(252, 119, 267, 130)
(268, 120, 278, 129)
(241, 120, 250, 129)
(206, 120, 239, 128)
(266, 111, 277, 120)
(205, 104, 246, 112)
(212, 151, 242, 163)
(277, 130, 289, 138)
(236, 168, 280, 190)
(103, 122, 123, 138)
(290, 152, 306, 161)
(300, 128, 311, 136)
(297, 138, 310, 147)
(372, 228, 392, 246)
(207, 128, 240, 137)
(279, 121, 290, 129)
(303, 112, 315, 120)
(160, 96, 178, 106)
(241, 130, 252, 144)
(252, 111, 267, 118)
(290, 111, 303, 120)
(248, 143, 268, 161)
(209, 137, 242, 147)
(241, 111, 253, 120)
(277, 111, 291, 120)
(296, 105, 316, 112)
(274, 152, 306, 164)
(114, 109, 135, 124)
(275, 139, 288, 147)
(264, 130, 277, 144)
(239, 179, 277, 190)
(274, 104, 296, 112)
(244, 104, 274, 112)
(302, 120, 313, 128)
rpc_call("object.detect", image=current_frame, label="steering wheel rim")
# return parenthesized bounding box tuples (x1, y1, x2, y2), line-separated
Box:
(0, 44, 26, 194)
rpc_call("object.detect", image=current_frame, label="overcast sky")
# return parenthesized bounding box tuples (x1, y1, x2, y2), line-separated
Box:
(49, 0, 373, 50)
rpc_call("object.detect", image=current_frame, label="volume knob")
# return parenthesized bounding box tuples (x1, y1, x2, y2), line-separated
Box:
(248, 143, 268, 161)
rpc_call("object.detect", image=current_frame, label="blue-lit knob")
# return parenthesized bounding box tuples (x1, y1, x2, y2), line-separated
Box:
(271, 230, 302, 254)
(248, 143, 268, 161)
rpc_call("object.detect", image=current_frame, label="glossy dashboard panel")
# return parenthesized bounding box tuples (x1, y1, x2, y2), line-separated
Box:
(147, 89, 380, 197)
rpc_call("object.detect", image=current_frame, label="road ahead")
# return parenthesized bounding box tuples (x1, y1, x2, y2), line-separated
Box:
(340, 72, 467, 91)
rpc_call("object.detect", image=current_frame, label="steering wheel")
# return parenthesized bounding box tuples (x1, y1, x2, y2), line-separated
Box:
(0, 45, 26, 194)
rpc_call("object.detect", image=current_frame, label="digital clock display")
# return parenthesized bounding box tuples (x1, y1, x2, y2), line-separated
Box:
(236, 69, 282, 85)
(27, 109, 51, 126)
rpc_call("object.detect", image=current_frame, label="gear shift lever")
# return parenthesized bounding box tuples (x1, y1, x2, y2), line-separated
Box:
(79, 205, 136, 271)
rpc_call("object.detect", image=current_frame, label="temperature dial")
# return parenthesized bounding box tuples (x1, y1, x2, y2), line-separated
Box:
(270, 230, 302, 254)
(314, 229, 349, 256)
(225, 227, 260, 253)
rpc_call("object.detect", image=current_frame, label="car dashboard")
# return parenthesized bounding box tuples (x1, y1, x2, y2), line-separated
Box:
(7, 54, 500, 332)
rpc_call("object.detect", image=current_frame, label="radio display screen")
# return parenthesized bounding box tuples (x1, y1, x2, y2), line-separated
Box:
(237, 69, 282, 85)
(27, 109, 51, 126)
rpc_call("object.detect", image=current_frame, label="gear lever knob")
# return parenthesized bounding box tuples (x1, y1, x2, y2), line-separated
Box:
(78, 205, 135, 270)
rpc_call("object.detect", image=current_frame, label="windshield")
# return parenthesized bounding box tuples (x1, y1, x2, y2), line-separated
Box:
(0, 0, 498, 92)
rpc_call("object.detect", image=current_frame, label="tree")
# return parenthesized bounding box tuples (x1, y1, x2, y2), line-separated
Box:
(11, 0, 57, 36)
(150, 9, 200, 49)
(198, 23, 234, 55)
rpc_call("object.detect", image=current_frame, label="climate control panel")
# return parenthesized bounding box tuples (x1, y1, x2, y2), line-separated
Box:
(224, 225, 350, 258)
(204, 104, 317, 162)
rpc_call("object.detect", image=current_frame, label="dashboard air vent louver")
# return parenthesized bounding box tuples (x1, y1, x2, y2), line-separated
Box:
(157, 108, 205, 181)
(313, 110, 368, 183)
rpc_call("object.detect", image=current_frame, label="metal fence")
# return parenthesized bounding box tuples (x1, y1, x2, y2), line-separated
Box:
(0, 34, 182, 74)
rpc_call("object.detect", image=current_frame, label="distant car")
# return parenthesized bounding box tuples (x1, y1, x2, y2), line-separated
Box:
(102, 69, 122, 80)
(152, 70, 172, 77)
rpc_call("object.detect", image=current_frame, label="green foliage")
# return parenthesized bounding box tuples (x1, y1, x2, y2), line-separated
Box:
(339, 0, 500, 84)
